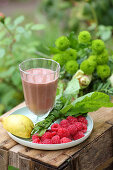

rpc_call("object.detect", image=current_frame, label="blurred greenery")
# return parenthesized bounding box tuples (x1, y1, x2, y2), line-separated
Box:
(0, 0, 113, 114)
(0, 15, 46, 114)
(8, 166, 19, 170)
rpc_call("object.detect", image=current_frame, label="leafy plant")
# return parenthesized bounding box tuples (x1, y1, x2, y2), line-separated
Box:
(50, 30, 113, 97)
(83, 0, 113, 26)
(32, 78, 113, 136)
(0, 14, 45, 114)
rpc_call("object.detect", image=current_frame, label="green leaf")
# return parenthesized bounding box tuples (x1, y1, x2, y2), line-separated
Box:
(5, 17, 11, 25)
(0, 48, 5, 58)
(49, 47, 61, 54)
(96, 25, 112, 41)
(25, 23, 33, 29)
(14, 16, 24, 26)
(64, 78, 80, 99)
(0, 31, 6, 40)
(0, 67, 15, 78)
(31, 24, 45, 31)
(67, 32, 78, 49)
(66, 92, 113, 116)
(16, 26, 25, 33)
(56, 81, 64, 101)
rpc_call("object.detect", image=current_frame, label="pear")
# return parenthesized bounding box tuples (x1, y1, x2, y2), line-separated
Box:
(0, 114, 34, 138)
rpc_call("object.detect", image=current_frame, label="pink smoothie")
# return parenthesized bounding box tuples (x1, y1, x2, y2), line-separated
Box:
(22, 68, 58, 115)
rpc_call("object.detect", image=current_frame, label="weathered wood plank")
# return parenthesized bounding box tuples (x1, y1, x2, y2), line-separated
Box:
(71, 127, 113, 170)
(31, 160, 57, 170)
(96, 157, 113, 170)
(0, 149, 8, 170)
(19, 156, 31, 170)
(9, 144, 25, 168)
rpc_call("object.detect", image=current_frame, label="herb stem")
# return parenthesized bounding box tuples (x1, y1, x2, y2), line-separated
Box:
(3, 24, 14, 38)
(35, 51, 50, 58)
(90, 3, 98, 31)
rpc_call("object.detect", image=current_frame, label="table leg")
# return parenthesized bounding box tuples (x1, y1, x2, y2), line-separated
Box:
(0, 149, 8, 170)
(19, 156, 32, 170)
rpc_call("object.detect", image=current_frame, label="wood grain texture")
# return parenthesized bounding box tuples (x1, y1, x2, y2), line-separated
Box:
(19, 156, 31, 170)
(9, 144, 25, 168)
(96, 157, 113, 170)
(71, 127, 113, 170)
(0, 149, 8, 170)
(0, 103, 113, 169)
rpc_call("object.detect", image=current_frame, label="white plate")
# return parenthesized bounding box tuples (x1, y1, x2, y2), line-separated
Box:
(8, 107, 93, 150)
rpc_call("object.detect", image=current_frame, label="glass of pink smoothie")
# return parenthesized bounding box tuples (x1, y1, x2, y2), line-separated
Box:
(19, 58, 60, 118)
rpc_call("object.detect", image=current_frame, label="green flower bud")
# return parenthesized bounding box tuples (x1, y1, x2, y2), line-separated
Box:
(78, 31, 91, 44)
(55, 36, 70, 51)
(0, 12, 5, 24)
(80, 59, 95, 75)
(52, 54, 66, 67)
(88, 55, 97, 67)
(96, 49, 109, 65)
(92, 39, 105, 54)
(65, 60, 78, 75)
(97, 65, 110, 80)
(65, 48, 77, 61)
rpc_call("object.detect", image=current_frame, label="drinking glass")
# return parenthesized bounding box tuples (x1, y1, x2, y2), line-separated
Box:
(19, 58, 60, 121)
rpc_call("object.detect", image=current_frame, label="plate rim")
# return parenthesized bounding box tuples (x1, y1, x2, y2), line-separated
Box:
(8, 106, 93, 150)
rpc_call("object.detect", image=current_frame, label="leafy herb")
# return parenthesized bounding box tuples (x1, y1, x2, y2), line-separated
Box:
(31, 79, 113, 136)
(65, 92, 113, 116)
(96, 80, 113, 96)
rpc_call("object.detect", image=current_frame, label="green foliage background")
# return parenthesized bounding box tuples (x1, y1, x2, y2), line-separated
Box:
(0, 15, 46, 114)
(0, 1, 113, 169)
(0, 0, 113, 115)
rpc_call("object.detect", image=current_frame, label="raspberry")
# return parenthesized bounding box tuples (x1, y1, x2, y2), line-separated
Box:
(66, 116, 78, 124)
(51, 123, 61, 132)
(43, 139, 51, 144)
(68, 124, 77, 136)
(77, 116, 88, 125)
(51, 131, 57, 137)
(46, 129, 52, 132)
(51, 135, 61, 144)
(57, 128, 70, 138)
(61, 137, 72, 143)
(73, 131, 85, 140)
(59, 119, 70, 128)
(32, 138, 41, 143)
(82, 123, 87, 133)
(74, 122, 83, 131)
(32, 133, 40, 141)
(41, 132, 52, 142)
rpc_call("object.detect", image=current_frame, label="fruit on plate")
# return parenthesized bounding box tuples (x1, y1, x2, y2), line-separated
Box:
(0, 114, 34, 138)
(31, 116, 88, 144)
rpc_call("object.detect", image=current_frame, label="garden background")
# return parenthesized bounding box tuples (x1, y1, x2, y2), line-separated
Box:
(0, 0, 113, 169)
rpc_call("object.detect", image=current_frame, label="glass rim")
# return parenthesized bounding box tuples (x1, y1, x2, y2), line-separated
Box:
(19, 58, 60, 75)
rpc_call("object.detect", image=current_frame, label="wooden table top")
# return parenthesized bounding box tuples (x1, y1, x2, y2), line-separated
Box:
(0, 102, 113, 169)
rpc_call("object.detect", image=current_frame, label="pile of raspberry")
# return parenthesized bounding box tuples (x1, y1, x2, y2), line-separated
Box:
(32, 115, 88, 144)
